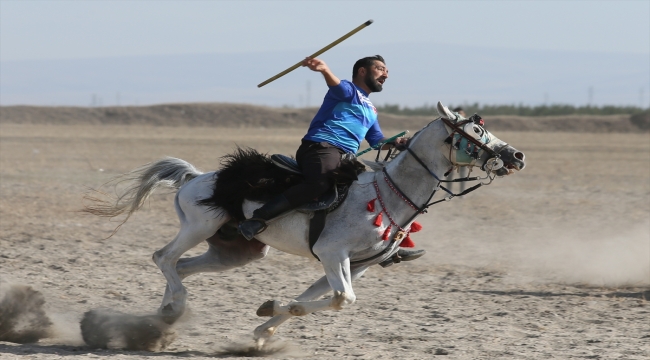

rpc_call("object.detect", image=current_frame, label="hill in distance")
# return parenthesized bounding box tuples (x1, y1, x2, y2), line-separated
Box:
(1, 103, 646, 133)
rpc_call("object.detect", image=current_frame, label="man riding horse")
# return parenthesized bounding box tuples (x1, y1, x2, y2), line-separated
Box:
(238, 55, 424, 263)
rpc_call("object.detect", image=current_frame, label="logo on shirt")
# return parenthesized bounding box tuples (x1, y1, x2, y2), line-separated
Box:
(356, 90, 374, 107)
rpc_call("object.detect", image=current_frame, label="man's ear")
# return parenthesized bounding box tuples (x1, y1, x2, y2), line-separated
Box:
(357, 67, 367, 79)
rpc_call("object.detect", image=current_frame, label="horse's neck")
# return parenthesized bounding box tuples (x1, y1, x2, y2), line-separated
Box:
(380, 122, 450, 211)
(383, 154, 443, 204)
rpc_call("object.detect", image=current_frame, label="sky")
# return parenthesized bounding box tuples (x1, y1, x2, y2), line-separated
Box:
(1, 0, 649, 107)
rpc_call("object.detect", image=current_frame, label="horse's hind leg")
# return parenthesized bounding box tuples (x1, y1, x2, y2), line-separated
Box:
(159, 234, 269, 311)
(152, 190, 227, 323)
(177, 236, 269, 278)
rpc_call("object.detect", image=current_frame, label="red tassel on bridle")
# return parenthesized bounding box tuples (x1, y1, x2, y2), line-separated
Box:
(367, 198, 376, 212)
(373, 212, 383, 227)
(368, 198, 384, 227)
(367, 191, 418, 242)
(410, 222, 422, 233)
(399, 222, 423, 248)
(368, 179, 425, 246)
(400, 235, 416, 248)
(382, 225, 391, 240)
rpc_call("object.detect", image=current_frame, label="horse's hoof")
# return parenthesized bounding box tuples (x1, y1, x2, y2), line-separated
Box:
(256, 300, 277, 317)
(254, 337, 266, 351)
(159, 304, 183, 325)
(254, 325, 277, 340)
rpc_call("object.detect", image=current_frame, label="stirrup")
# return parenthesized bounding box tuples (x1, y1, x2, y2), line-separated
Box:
(248, 218, 269, 233)
(238, 218, 269, 240)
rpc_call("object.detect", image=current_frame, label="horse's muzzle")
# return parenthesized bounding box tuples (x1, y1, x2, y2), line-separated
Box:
(493, 145, 526, 176)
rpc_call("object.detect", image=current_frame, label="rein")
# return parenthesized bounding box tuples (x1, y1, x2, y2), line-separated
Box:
(405, 147, 486, 202)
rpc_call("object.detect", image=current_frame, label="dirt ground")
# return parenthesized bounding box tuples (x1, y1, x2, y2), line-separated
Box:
(0, 123, 649, 359)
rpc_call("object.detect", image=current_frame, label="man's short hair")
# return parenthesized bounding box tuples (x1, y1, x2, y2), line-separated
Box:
(353, 55, 385, 79)
(452, 107, 464, 113)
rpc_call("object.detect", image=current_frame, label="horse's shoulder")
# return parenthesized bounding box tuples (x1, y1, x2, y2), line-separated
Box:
(355, 171, 376, 185)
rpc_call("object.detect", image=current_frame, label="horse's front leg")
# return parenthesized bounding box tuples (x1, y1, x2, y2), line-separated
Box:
(253, 275, 331, 343)
(263, 254, 355, 317)
(254, 265, 368, 347)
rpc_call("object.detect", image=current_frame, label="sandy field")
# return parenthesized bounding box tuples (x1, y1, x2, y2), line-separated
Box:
(1, 123, 649, 359)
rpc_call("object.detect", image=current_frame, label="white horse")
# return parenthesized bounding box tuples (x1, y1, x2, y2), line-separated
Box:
(84, 102, 525, 347)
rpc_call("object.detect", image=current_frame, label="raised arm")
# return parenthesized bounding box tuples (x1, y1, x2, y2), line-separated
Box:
(302, 57, 340, 87)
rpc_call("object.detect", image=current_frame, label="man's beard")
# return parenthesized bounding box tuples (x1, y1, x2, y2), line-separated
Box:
(364, 71, 383, 92)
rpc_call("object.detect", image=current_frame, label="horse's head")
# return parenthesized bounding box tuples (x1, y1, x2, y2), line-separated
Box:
(435, 102, 526, 176)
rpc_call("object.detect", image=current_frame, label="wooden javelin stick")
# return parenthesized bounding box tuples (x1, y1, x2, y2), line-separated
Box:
(257, 19, 374, 88)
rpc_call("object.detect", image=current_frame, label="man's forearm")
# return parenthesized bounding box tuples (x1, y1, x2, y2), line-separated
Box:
(302, 57, 340, 86)
(320, 69, 341, 87)
(379, 136, 408, 150)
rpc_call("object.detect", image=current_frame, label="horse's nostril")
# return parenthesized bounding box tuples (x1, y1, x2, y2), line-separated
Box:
(514, 152, 525, 161)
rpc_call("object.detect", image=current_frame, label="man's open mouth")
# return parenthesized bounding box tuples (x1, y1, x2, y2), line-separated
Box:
(377, 77, 386, 85)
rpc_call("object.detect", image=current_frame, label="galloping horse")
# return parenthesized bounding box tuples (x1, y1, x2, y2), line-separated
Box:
(84, 102, 526, 347)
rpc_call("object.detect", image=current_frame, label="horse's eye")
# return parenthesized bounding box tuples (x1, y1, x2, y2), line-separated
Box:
(473, 126, 481, 134)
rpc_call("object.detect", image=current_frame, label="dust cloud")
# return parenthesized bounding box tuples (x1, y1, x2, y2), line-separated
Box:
(514, 223, 650, 287)
(426, 219, 649, 288)
(46, 312, 85, 346)
(0, 282, 175, 351)
(79, 309, 176, 351)
(218, 337, 304, 358)
(0, 283, 53, 343)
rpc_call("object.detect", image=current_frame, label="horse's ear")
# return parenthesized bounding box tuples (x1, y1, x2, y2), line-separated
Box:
(436, 101, 456, 120)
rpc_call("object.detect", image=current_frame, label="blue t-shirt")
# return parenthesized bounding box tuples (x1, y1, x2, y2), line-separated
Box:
(303, 80, 384, 153)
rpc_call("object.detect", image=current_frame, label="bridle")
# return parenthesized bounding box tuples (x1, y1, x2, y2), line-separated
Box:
(440, 115, 511, 173)
(351, 116, 504, 266)
(442, 117, 498, 158)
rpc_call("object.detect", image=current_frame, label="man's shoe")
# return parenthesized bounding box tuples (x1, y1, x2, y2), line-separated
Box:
(379, 249, 426, 268)
(238, 195, 293, 241)
(398, 248, 426, 262)
(238, 219, 267, 241)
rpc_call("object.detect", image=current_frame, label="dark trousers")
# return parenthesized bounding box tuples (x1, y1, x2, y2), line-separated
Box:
(282, 140, 345, 208)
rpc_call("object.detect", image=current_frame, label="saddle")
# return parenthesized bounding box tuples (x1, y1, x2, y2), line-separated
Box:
(270, 154, 351, 260)
(270, 154, 349, 212)
(212, 150, 359, 261)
